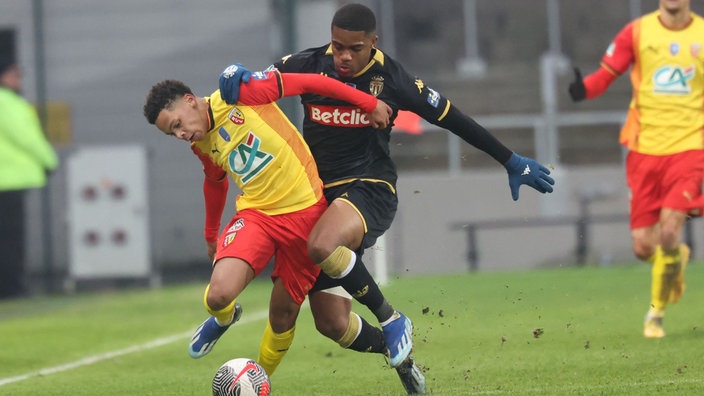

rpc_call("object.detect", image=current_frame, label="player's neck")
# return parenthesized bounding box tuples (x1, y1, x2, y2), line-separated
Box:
(197, 97, 213, 131)
(659, 7, 691, 29)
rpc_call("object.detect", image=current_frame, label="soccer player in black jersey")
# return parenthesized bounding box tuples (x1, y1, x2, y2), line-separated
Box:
(219, 3, 554, 394)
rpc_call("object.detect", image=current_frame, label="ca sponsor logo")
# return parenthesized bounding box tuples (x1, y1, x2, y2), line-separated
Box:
(228, 132, 274, 184)
(653, 65, 695, 94)
(309, 104, 370, 127)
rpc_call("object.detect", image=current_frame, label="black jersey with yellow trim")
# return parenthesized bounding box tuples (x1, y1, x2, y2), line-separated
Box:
(273, 44, 451, 186)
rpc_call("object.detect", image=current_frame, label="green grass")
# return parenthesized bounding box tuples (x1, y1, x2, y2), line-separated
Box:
(1, 263, 703, 395)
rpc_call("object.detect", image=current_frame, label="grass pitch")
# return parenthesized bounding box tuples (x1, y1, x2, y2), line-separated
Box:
(1, 262, 703, 395)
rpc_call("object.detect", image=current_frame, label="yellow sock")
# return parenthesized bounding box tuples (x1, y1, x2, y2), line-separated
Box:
(257, 321, 295, 376)
(650, 246, 680, 312)
(336, 312, 362, 348)
(669, 243, 690, 304)
(203, 284, 236, 325)
(319, 246, 355, 278)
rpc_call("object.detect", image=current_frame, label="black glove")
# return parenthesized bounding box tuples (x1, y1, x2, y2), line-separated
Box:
(568, 67, 586, 102)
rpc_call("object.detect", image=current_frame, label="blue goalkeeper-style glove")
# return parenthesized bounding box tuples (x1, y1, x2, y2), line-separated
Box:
(219, 63, 252, 104)
(503, 153, 555, 201)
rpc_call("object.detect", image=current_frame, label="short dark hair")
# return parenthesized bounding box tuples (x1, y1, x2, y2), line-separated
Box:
(331, 3, 376, 34)
(143, 79, 193, 124)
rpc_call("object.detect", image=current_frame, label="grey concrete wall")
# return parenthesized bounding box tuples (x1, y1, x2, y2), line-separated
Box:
(382, 165, 704, 275)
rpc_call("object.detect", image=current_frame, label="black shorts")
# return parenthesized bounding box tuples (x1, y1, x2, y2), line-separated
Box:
(311, 179, 398, 293)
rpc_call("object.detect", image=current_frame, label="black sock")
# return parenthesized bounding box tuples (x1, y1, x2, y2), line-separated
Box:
(339, 254, 394, 322)
(348, 317, 386, 354)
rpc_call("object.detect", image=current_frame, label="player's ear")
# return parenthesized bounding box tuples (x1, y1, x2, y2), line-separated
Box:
(370, 34, 378, 48)
(183, 93, 196, 106)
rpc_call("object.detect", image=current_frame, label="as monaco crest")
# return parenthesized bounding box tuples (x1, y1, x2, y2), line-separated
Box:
(369, 75, 384, 97)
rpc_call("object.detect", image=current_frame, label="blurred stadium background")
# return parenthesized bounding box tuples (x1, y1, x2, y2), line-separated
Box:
(3, 0, 704, 295)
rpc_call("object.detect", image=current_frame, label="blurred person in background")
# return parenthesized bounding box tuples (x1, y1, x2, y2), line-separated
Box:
(569, 0, 703, 338)
(0, 58, 58, 299)
(220, 3, 555, 393)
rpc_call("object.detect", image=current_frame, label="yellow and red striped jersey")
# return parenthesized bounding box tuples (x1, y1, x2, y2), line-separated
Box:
(601, 11, 704, 155)
(189, 70, 378, 234)
(192, 93, 322, 216)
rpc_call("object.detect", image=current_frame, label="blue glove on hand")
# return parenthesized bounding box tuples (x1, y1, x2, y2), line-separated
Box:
(219, 63, 252, 104)
(503, 153, 555, 201)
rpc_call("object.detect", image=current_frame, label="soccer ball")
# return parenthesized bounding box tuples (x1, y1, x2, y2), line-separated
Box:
(212, 358, 271, 396)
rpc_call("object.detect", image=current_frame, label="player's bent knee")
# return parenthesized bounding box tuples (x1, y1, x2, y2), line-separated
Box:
(204, 284, 234, 311)
(268, 307, 299, 333)
(314, 312, 348, 340)
(633, 244, 655, 261)
(270, 316, 296, 334)
(307, 239, 333, 264)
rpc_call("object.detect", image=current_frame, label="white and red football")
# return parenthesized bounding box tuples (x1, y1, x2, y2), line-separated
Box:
(212, 358, 271, 396)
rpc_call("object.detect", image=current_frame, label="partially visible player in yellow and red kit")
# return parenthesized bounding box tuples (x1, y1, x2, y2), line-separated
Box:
(569, 0, 704, 338)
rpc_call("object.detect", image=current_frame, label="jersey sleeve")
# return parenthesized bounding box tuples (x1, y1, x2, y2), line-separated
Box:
(272, 50, 311, 73)
(238, 70, 378, 113)
(600, 21, 635, 75)
(391, 64, 512, 164)
(190, 144, 228, 243)
(582, 21, 634, 99)
(392, 64, 452, 123)
(583, 66, 618, 99)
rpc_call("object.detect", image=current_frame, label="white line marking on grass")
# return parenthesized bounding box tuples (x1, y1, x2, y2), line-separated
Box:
(0, 308, 272, 387)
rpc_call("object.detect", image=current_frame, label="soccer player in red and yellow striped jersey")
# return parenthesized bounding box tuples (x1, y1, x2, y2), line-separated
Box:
(143, 70, 391, 361)
(570, 0, 704, 338)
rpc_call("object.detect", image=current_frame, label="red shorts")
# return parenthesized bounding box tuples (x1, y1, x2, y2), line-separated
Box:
(214, 198, 325, 304)
(626, 150, 704, 229)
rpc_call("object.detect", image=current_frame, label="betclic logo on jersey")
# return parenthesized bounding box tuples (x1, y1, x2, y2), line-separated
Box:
(308, 104, 370, 127)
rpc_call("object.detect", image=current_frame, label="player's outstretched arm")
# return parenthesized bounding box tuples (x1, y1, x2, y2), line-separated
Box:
(568, 65, 619, 101)
(219, 63, 390, 128)
(503, 153, 554, 201)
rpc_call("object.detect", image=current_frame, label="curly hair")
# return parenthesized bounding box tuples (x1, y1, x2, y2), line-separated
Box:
(143, 79, 193, 124)
(331, 3, 376, 34)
